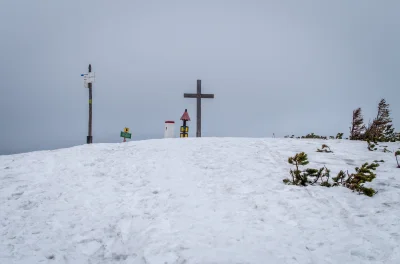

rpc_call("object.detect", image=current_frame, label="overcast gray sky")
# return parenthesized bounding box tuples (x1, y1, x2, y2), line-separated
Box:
(1, 0, 399, 155)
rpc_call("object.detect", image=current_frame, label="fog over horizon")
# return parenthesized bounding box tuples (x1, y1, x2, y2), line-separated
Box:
(1, 0, 399, 155)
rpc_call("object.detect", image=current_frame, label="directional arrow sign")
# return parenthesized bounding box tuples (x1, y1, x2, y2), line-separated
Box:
(120, 131, 132, 139)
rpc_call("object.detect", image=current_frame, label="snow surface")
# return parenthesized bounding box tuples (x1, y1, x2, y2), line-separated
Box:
(1, 137, 400, 264)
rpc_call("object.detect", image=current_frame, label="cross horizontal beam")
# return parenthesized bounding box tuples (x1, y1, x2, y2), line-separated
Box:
(184, 93, 214, 98)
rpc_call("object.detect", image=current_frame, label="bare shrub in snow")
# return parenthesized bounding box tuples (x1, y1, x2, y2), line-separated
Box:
(316, 144, 333, 153)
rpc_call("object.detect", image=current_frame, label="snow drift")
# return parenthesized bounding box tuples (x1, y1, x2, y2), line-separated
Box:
(1, 137, 400, 264)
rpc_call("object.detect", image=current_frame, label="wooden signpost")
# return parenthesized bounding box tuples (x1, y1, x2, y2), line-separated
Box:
(81, 64, 95, 144)
(120, 127, 131, 142)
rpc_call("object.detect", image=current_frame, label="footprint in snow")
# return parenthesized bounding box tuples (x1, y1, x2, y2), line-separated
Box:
(8, 192, 24, 200)
(344, 159, 356, 166)
(78, 239, 103, 256)
(19, 201, 38, 210)
(112, 253, 129, 261)
(16, 185, 28, 191)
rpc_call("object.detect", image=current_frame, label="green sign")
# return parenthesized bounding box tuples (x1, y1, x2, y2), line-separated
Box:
(120, 131, 132, 139)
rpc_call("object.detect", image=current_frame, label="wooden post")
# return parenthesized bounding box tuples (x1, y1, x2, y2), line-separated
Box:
(183, 80, 214, 137)
(196, 80, 201, 137)
(87, 64, 93, 144)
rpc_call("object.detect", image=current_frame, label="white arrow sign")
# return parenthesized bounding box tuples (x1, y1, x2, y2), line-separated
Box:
(82, 72, 95, 88)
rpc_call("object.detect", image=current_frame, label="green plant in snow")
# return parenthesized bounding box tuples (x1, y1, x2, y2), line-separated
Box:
(331, 170, 346, 187)
(336, 133, 344, 139)
(284, 152, 310, 186)
(367, 140, 378, 151)
(382, 146, 391, 153)
(284, 153, 331, 187)
(283, 153, 380, 197)
(301, 133, 327, 140)
(333, 162, 380, 197)
(307, 166, 331, 187)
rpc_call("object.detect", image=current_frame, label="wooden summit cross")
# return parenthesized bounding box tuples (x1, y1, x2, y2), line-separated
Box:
(184, 79, 214, 137)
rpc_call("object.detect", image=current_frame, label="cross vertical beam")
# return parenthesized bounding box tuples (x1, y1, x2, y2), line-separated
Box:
(196, 80, 201, 137)
(183, 79, 214, 137)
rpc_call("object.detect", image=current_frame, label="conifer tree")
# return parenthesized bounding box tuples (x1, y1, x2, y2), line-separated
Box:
(349, 107, 365, 140)
(366, 99, 394, 141)
(383, 124, 396, 142)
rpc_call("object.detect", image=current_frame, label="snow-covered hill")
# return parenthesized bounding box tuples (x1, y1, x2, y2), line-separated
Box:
(1, 138, 400, 264)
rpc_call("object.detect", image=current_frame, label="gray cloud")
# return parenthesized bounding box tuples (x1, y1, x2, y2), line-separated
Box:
(1, 0, 399, 154)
